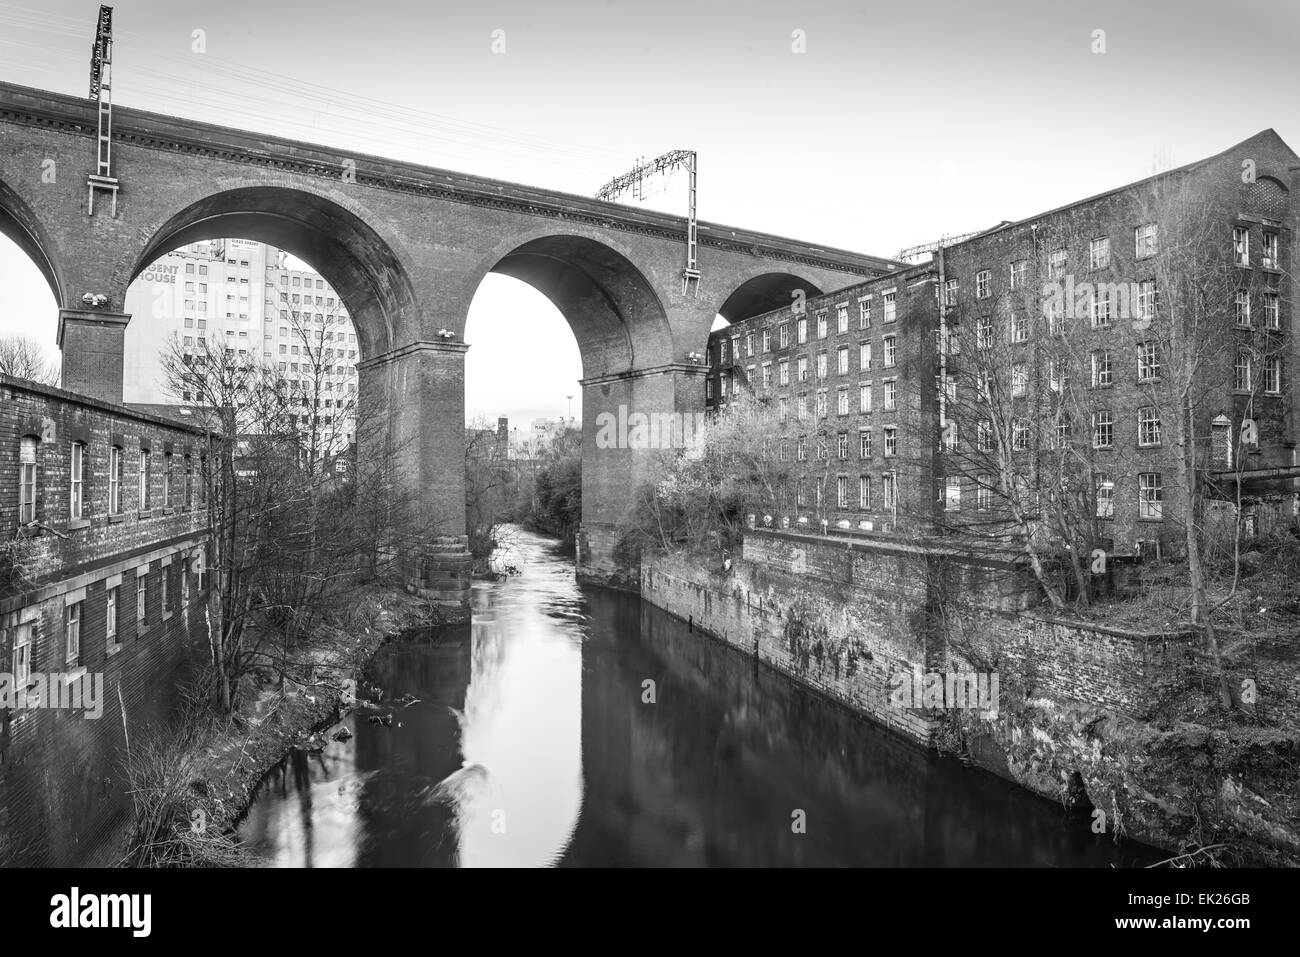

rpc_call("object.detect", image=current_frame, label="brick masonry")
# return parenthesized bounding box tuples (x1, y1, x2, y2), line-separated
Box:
(1, 375, 211, 866)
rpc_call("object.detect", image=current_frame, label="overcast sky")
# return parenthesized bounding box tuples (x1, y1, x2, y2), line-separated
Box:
(1, 0, 1297, 425)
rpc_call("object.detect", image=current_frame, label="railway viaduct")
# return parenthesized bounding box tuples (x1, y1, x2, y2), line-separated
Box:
(0, 79, 901, 614)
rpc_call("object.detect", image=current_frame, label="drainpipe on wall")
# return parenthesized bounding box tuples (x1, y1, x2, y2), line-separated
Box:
(936, 245, 949, 527)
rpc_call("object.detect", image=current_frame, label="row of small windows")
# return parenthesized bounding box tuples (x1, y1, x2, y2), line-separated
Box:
(717, 293, 898, 363)
(946, 224, 1281, 307)
(8, 560, 198, 684)
(931, 472, 1163, 520)
(16, 438, 200, 528)
(795, 473, 899, 511)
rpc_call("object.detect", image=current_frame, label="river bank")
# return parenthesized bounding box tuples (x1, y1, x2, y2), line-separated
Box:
(116, 584, 436, 866)
(639, 539, 1300, 867)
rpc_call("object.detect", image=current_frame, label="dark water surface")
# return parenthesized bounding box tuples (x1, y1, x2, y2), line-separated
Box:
(238, 528, 1161, 867)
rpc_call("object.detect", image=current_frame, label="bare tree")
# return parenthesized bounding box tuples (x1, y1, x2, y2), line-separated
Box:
(0, 335, 58, 386)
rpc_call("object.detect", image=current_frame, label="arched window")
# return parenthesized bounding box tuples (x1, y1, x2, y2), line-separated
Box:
(18, 435, 38, 525)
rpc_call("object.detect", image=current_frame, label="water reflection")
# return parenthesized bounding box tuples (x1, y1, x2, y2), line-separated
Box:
(239, 528, 1160, 867)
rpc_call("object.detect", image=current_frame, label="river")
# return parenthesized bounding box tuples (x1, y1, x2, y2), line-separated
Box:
(237, 527, 1161, 867)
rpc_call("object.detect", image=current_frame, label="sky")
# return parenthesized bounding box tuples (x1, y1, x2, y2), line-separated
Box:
(1, 0, 1298, 424)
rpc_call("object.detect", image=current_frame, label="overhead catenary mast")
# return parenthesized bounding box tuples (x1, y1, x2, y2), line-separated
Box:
(596, 149, 699, 297)
(87, 4, 119, 217)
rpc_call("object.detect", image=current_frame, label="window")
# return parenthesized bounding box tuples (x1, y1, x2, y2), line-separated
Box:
(1091, 287, 1113, 328)
(761, 362, 773, 390)
(859, 430, 872, 457)
(18, 436, 37, 525)
(779, 323, 790, 348)
(1045, 292, 1064, 333)
(1233, 226, 1250, 266)
(977, 420, 993, 452)
(162, 453, 172, 507)
(837, 389, 850, 416)
(860, 383, 872, 413)
(884, 426, 897, 457)
(1012, 311, 1029, 342)
(883, 292, 897, 323)
(816, 312, 827, 339)
(1135, 223, 1158, 259)
(837, 433, 850, 460)
(882, 472, 897, 509)
(184, 457, 194, 507)
(1089, 236, 1110, 270)
(138, 449, 151, 509)
(944, 477, 961, 511)
(1265, 356, 1281, 394)
(858, 298, 871, 328)
(795, 356, 807, 382)
(745, 333, 755, 356)
(778, 359, 790, 386)
(837, 476, 849, 508)
(1096, 474, 1115, 519)
(705, 378, 713, 400)
(943, 279, 958, 306)
(776, 396, 787, 419)
(796, 317, 807, 344)
(975, 270, 990, 299)
(976, 475, 993, 511)
(182, 561, 191, 606)
(796, 479, 807, 506)
(977, 316, 993, 350)
(859, 475, 871, 509)
(1263, 231, 1279, 269)
(1138, 280, 1159, 321)
(837, 346, 849, 375)
(1012, 418, 1031, 451)
(1048, 359, 1063, 393)
(761, 330, 771, 353)
(944, 420, 959, 452)
(1091, 349, 1112, 387)
(66, 601, 81, 662)
(815, 435, 828, 461)
(107, 586, 119, 649)
(796, 436, 807, 461)
(108, 446, 122, 514)
(883, 335, 897, 368)
(1234, 351, 1252, 391)
(1264, 293, 1280, 329)
(816, 352, 827, 379)
(1048, 249, 1067, 280)
(1137, 341, 1160, 381)
(12, 621, 32, 688)
(859, 342, 871, 370)
(1139, 473, 1163, 520)
(1093, 410, 1114, 449)
(837, 304, 849, 333)
(1138, 407, 1162, 446)
(816, 390, 828, 418)
(1009, 260, 1028, 289)
(884, 380, 897, 411)
(1011, 363, 1028, 396)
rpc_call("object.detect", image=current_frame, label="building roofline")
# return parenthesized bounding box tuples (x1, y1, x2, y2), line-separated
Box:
(944, 129, 1297, 251)
(1, 374, 210, 437)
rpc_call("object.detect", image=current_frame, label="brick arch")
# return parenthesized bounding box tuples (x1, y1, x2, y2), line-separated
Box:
(0, 176, 65, 306)
(713, 270, 827, 325)
(118, 183, 421, 360)
(461, 228, 675, 377)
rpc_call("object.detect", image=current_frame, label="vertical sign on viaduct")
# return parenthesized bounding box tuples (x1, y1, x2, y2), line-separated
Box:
(0, 79, 902, 614)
